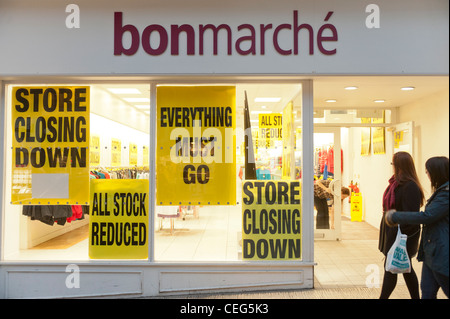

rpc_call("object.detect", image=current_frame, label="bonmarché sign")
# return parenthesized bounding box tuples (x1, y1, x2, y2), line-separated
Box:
(114, 10, 338, 56)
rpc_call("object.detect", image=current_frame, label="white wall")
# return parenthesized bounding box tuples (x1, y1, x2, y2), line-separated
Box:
(346, 88, 449, 230)
(398, 89, 449, 198)
(348, 127, 393, 229)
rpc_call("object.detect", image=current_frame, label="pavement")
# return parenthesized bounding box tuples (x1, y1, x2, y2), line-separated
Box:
(150, 217, 447, 300)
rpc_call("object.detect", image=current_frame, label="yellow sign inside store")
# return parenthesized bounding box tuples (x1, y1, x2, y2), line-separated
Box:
(111, 138, 121, 167)
(282, 102, 294, 180)
(350, 192, 363, 222)
(259, 113, 282, 140)
(372, 114, 386, 155)
(394, 131, 404, 149)
(89, 179, 149, 259)
(90, 135, 100, 166)
(156, 86, 236, 205)
(129, 143, 138, 166)
(242, 180, 302, 260)
(11, 86, 90, 205)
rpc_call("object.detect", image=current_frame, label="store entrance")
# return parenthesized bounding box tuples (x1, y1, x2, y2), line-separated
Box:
(313, 127, 343, 240)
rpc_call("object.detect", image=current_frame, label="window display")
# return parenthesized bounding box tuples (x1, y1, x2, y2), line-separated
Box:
(3, 82, 303, 263)
(4, 84, 150, 261)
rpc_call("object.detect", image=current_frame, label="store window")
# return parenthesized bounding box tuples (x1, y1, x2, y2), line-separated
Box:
(3, 81, 304, 263)
(154, 83, 303, 262)
(3, 84, 150, 261)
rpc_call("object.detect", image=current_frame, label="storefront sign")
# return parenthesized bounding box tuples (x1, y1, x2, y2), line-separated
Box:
(1, 1, 447, 75)
(11, 86, 90, 205)
(156, 86, 236, 205)
(242, 180, 302, 260)
(114, 10, 338, 57)
(89, 179, 149, 259)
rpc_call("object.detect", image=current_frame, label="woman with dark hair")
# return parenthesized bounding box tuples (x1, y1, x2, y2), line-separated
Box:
(386, 156, 449, 299)
(379, 151, 425, 299)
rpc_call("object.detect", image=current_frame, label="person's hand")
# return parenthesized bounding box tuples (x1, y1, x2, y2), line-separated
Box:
(385, 209, 397, 227)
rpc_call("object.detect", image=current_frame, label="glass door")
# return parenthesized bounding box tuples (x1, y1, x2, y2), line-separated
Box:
(313, 127, 342, 240)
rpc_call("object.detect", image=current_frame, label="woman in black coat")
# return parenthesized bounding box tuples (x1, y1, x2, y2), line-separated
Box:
(378, 152, 425, 299)
(386, 156, 449, 299)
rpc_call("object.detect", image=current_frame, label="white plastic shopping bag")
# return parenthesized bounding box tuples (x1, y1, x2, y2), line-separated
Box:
(385, 225, 411, 274)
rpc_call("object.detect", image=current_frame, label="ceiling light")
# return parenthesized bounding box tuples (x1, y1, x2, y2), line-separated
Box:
(254, 97, 281, 102)
(251, 111, 272, 114)
(124, 97, 150, 103)
(345, 86, 358, 90)
(135, 104, 150, 109)
(326, 99, 337, 103)
(261, 105, 267, 109)
(374, 99, 385, 103)
(108, 88, 141, 94)
(401, 86, 415, 91)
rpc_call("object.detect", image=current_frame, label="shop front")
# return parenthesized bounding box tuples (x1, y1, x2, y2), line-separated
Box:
(0, 0, 448, 298)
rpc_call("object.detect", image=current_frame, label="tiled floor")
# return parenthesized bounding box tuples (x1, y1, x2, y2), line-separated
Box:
(314, 216, 386, 289)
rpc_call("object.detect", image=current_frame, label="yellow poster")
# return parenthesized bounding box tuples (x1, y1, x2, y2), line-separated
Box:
(90, 135, 100, 166)
(350, 192, 363, 222)
(360, 118, 371, 156)
(242, 180, 302, 260)
(89, 179, 149, 259)
(111, 138, 121, 167)
(129, 143, 138, 166)
(259, 113, 282, 141)
(282, 102, 294, 180)
(142, 145, 149, 166)
(11, 86, 90, 205)
(156, 86, 236, 205)
(372, 112, 385, 155)
(253, 128, 273, 152)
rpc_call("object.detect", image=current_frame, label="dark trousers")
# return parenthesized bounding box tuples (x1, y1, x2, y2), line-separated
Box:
(421, 262, 449, 299)
(314, 196, 329, 229)
(380, 260, 420, 299)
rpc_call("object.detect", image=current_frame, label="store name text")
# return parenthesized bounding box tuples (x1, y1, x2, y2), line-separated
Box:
(114, 10, 338, 56)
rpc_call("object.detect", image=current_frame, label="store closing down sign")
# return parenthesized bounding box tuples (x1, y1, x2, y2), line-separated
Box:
(156, 86, 236, 205)
(11, 87, 90, 205)
(242, 181, 302, 260)
(89, 179, 148, 259)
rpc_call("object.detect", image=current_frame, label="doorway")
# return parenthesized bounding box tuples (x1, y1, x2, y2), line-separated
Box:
(313, 127, 343, 240)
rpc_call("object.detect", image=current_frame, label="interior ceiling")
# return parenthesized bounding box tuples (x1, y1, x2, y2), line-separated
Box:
(312, 76, 449, 109)
(98, 75, 449, 118)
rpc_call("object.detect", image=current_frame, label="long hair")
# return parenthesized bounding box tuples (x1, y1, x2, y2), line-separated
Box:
(425, 156, 449, 192)
(392, 151, 425, 206)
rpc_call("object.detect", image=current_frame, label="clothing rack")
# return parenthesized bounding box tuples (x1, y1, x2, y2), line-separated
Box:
(90, 166, 149, 179)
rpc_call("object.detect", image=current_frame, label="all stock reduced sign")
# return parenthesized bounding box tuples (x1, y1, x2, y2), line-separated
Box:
(242, 180, 302, 260)
(11, 87, 90, 205)
(89, 179, 149, 259)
